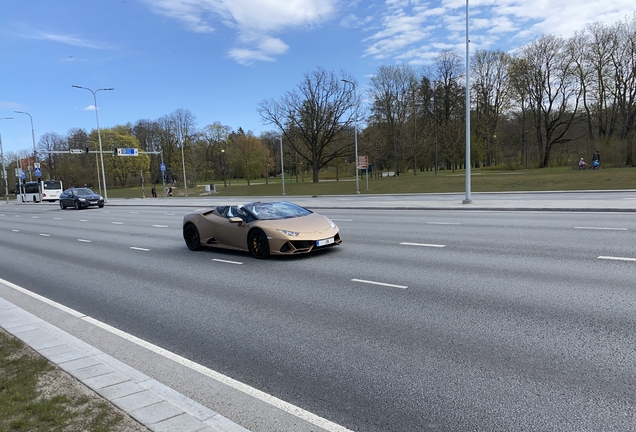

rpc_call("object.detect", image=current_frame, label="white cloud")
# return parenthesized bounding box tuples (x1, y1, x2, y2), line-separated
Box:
(82, 105, 97, 111)
(143, 0, 337, 63)
(362, 0, 636, 63)
(13, 29, 113, 49)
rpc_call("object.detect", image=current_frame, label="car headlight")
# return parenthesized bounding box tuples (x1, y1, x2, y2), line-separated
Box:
(323, 216, 336, 229)
(277, 229, 299, 237)
(99, 196, 104, 200)
(78, 198, 87, 202)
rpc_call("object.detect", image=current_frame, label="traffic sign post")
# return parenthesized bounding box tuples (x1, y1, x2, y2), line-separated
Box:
(34, 168, 41, 177)
(116, 148, 139, 156)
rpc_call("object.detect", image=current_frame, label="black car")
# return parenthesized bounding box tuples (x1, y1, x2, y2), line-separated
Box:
(59, 188, 104, 210)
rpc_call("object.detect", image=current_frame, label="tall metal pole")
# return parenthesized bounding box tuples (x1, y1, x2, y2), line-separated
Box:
(181, 137, 188, 196)
(342, 79, 360, 194)
(463, 0, 473, 204)
(0, 118, 13, 202)
(279, 136, 286, 196)
(0, 135, 8, 204)
(14, 111, 41, 201)
(72, 85, 113, 201)
(433, 82, 438, 176)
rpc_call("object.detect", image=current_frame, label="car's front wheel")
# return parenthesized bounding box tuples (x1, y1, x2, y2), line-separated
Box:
(248, 229, 270, 259)
(74, 201, 80, 210)
(60, 201, 66, 210)
(183, 223, 202, 251)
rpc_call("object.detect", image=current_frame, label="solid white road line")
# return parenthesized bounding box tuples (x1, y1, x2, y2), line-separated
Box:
(598, 256, 636, 262)
(575, 227, 627, 231)
(427, 222, 460, 225)
(400, 242, 446, 248)
(77, 239, 92, 243)
(152, 225, 169, 228)
(0, 277, 354, 432)
(39, 233, 51, 237)
(130, 247, 150, 251)
(351, 278, 408, 289)
(212, 259, 243, 265)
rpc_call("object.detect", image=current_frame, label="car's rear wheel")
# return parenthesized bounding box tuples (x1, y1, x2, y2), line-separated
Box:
(248, 229, 270, 259)
(60, 201, 66, 210)
(74, 201, 80, 210)
(98, 204, 104, 208)
(183, 223, 202, 251)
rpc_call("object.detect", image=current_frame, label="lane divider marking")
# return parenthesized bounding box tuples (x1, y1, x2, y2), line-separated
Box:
(112, 222, 124, 225)
(0, 277, 354, 432)
(598, 256, 636, 262)
(130, 247, 150, 251)
(212, 259, 243, 265)
(152, 225, 169, 228)
(78, 239, 91, 243)
(351, 278, 408, 289)
(39, 234, 51, 237)
(427, 222, 460, 225)
(575, 227, 627, 231)
(400, 242, 446, 248)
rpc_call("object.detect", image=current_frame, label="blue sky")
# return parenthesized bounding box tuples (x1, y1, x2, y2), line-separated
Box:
(1, 0, 633, 155)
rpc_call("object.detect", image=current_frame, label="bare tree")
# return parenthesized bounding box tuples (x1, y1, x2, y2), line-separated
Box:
(516, 35, 582, 168)
(258, 67, 358, 183)
(369, 64, 419, 175)
(471, 49, 511, 166)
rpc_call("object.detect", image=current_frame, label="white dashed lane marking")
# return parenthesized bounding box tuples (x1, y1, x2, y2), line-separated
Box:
(400, 242, 446, 248)
(351, 279, 408, 289)
(212, 259, 243, 265)
(39, 234, 51, 237)
(130, 247, 150, 251)
(598, 256, 636, 262)
(152, 225, 169, 228)
(427, 222, 460, 225)
(77, 239, 91, 243)
(112, 222, 124, 225)
(575, 227, 627, 231)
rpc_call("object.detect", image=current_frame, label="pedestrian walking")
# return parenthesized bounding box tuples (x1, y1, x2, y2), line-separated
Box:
(151, 186, 157, 198)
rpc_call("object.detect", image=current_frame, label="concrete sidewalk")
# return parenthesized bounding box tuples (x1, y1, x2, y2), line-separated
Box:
(0, 296, 250, 432)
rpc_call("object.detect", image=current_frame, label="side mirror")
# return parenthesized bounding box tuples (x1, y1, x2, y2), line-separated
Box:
(228, 217, 243, 225)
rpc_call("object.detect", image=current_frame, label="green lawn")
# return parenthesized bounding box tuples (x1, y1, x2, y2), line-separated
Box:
(106, 166, 636, 199)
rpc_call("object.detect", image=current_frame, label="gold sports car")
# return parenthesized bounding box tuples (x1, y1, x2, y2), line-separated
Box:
(182, 201, 342, 258)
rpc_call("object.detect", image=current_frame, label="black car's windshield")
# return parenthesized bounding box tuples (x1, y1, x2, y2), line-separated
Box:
(74, 188, 95, 195)
(244, 202, 312, 220)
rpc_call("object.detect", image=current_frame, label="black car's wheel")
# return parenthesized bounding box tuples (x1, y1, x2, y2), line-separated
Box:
(98, 204, 104, 208)
(60, 200, 66, 210)
(248, 229, 270, 259)
(74, 200, 80, 210)
(183, 223, 202, 251)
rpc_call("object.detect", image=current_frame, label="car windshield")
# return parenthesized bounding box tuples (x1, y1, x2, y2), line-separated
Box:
(74, 188, 95, 195)
(244, 202, 312, 220)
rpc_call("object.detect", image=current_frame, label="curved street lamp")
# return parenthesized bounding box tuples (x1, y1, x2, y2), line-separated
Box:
(72, 85, 113, 201)
(14, 111, 41, 201)
(0, 117, 13, 203)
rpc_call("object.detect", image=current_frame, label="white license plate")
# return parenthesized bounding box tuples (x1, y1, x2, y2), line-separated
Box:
(316, 237, 334, 247)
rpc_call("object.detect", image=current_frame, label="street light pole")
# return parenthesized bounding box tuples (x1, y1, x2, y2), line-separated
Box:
(342, 79, 360, 194)
(0, 117, 13, 204)
(279, 136, 286, 196)
(72, 85, 113, 201)
(463, 0, 473, 204)
(14, 111, 41, 201)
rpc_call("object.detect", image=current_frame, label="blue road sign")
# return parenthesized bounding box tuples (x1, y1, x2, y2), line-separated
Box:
(20, 169, 26, 179)
(160, 163, 166, 172)
(35, 168, 41, 177)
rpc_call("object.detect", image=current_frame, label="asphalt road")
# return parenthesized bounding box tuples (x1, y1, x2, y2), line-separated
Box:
(1, 204, 635, 431)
